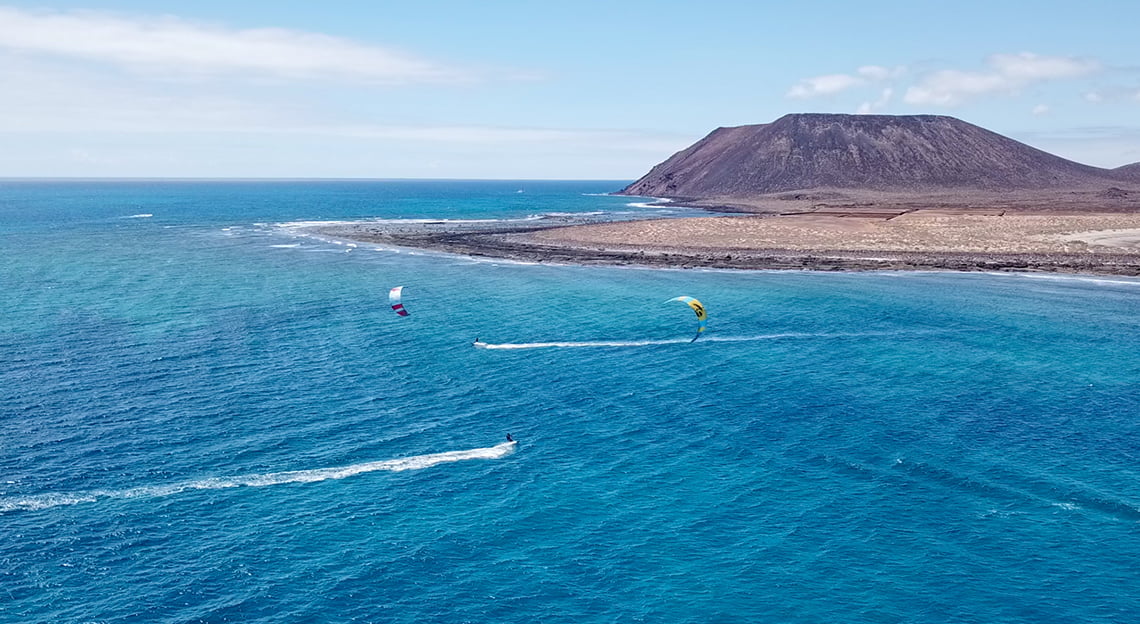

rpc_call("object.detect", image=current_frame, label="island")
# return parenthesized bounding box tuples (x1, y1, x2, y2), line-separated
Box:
(313, 114, 1140, 275)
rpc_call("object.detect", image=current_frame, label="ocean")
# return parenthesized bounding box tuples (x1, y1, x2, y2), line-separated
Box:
(2, 180, 1139, 623)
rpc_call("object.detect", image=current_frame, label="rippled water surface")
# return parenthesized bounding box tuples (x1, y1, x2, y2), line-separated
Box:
(2, 180, 1139, 623)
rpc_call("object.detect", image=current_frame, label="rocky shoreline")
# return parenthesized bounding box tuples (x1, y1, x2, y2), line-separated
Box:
(309, 214, 1140, 276)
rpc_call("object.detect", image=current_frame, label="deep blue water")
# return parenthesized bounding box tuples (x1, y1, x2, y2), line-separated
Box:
(2, 180, 1139, 623)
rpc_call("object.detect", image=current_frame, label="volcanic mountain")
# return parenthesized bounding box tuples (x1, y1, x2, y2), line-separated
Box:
(619, 113, 1136, 199)
(1114, 162, 1140, 182)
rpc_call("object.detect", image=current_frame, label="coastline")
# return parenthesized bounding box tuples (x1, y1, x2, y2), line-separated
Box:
(307, 211, 1140, 276)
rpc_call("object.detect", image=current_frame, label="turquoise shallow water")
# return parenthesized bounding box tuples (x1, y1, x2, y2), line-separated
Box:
(2, 180, 1140, 623)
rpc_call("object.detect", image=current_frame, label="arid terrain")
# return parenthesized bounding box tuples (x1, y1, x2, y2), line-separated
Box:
(315, 114, 1140, 274)
(312, 207, 1140, 275)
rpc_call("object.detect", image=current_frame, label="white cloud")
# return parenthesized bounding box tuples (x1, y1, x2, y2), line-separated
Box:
(856, 65, 895, 81)
(904, 52, 1101, 106)
(787, 65, 903, 99)
(791, 54, 1099, 108)
(857, 65, 889, 80)
(279, 124, 683, 148)
(989, 52, 1099, 81)
(1014, 126, 1140, 168)
(1081, 86, 1140, 104)
(0, 122, 690, 178)
(905, 69, 1016, 105)
(856, 88, 894, 114)
(0, 6, 470, 84)
(0, 57, 299, 132)
(1032, 104, 1050, 115)
(787, 73, 866, 98)
(0, 56, 681, 163)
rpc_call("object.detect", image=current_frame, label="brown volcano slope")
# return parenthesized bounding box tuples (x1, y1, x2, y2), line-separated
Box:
(620, 114, 1134, 199)
(1114, 162, 1140, 182)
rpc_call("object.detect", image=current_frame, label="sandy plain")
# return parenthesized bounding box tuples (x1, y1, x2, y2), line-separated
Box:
(530, 213, 1140, 254)
(312, 208, 1140, 275)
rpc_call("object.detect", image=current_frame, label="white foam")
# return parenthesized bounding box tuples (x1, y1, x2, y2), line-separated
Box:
(625, 197, 673, 209)
(542, 211, 606, 217)
(701, 331, 898, 342)
(0, 442, 517, 513)
(277, 217, 541, 230)
(269, 244, 301, 248)
(475, 330, 942, 350)
(476, 339, 686, 349)
(122, 213, 153, 219)
(1015, 273, 1140, 287)
(474, 335, 797, 349)
(276, 219, 362, 230)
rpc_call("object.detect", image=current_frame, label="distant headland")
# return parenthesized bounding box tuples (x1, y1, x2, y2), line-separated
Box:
(315, 114, 1140, 275)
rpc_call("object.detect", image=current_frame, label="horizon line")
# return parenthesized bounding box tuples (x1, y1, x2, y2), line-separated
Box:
(0, 176, 635, 183)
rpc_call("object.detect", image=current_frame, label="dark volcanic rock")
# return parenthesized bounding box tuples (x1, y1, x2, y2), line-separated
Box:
(1113, 162, 1140, 182)
(620, 113, 1128, 198)
(1097, 187, 1131, 200)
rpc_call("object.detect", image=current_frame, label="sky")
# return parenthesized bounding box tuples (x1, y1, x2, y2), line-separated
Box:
(1, 0, 1139, 179)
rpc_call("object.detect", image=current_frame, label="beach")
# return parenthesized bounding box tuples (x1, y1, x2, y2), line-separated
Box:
(312, 210, 1140, 275)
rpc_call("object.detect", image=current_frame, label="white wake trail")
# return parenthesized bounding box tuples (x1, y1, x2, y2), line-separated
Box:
(476, 339, 686, 349)
(0, 442, 517, 513)
(473, 331, 910, 350)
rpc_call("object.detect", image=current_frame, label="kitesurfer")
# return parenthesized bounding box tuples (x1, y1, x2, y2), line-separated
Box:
(506, 433, 514, 442)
